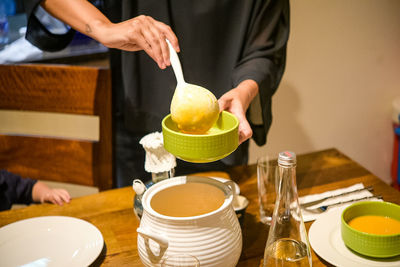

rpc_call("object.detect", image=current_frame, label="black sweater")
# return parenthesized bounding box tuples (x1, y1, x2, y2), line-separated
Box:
(0, 170, 37, 211)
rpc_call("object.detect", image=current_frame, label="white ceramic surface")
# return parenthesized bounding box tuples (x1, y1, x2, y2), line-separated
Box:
(309, 207, 400, 267)
(137, 176, 242, 267)
(0, 216, 104, 267)
(210, 176, 240, 194)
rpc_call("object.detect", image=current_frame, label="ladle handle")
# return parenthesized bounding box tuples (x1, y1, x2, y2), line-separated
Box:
(166, 39, 185, 87)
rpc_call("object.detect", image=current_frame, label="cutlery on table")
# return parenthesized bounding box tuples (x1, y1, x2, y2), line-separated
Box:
(300, 186, 373, 208)
(305, 195, 383, 213)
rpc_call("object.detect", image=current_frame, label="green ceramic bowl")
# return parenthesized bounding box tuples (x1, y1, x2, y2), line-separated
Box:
(162, 111, 239, 163)
(341, 201, 400, 258)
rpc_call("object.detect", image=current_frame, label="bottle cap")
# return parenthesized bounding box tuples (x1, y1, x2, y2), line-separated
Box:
(278, 151, 296, 167)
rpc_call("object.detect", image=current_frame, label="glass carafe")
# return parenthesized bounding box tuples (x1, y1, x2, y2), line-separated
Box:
(263, 151, 312, 267)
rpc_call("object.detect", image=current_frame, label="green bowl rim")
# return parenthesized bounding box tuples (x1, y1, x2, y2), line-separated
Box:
(341, 201, 400, 238)
(161, 111, 239, 138)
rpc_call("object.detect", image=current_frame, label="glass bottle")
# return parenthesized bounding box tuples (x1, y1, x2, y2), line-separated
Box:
(263, 151, 312, 267)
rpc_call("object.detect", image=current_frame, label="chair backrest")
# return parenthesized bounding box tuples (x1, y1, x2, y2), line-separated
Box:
(0, 64, 112, 191)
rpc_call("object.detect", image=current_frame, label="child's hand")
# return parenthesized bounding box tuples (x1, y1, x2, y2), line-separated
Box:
(40, 188, 71, 206)
(32, 181, 71, 206)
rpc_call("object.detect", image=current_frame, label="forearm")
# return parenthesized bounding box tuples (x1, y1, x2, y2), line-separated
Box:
(40, 0, 110, 43)
(234, 79, 259, 111)
(38, 0, 179, 68)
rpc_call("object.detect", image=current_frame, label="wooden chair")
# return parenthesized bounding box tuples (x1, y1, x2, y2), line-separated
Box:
(0, 64, 112, 191)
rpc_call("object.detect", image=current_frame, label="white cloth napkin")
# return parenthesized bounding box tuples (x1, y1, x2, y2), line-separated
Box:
(0, 36, 43, 63)
(299, 183, 381, 222)
(139, 132, 176, 174)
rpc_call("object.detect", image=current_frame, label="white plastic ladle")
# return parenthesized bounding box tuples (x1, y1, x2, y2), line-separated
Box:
(166, 40, 219, 134)
(166, 39, 186, 90)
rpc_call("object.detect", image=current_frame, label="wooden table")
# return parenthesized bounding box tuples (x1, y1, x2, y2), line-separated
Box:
(1, 148, 399, 266)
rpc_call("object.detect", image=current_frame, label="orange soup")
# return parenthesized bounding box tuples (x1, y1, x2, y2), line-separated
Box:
(150, 182, 225, 217)
(348, 215, 400, 235)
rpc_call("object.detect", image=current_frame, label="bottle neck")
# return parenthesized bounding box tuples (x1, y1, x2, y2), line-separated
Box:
(274, 164, 299, 225)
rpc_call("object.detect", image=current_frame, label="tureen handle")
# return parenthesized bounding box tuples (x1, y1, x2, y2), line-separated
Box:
(224, 180, 240, 208)
(137, 227, 169, 248)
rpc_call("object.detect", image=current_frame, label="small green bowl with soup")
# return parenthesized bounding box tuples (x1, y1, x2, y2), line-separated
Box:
(162, 111, 239, 163)
(341, 201, 400, 258)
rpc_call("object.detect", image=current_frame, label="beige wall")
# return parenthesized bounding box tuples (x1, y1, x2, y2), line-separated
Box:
(249, 0, 400, 184)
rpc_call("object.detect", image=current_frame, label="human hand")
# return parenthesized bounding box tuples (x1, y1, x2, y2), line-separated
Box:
(32, 181, 71, 206)
(94, 15, 180, 69)
(40, 188, 71, 206)
(218, 80, 259, 144)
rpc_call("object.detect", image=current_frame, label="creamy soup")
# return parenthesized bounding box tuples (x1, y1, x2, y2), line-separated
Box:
(348, 215, 400, 235)
(150, 182, 225, 217)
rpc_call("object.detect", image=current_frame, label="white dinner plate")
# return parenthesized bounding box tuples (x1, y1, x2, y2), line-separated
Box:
(0, 216, 104, 267)
(308, 207, 400, 267)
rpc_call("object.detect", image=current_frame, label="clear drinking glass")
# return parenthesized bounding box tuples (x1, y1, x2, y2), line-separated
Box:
(161, 254, 200, 267)
(263, 151, 312, 267)
(257, 155, 278, 225)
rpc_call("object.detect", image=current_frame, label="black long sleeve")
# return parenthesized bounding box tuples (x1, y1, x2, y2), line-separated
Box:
(0, 170, 37, 211)
(231, 0, 290, 145)
(23, 0, 75, 51)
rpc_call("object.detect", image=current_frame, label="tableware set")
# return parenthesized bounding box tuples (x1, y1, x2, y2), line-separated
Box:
(309, 207, 400, 267)
(257, 152, 400, 267)
(134, 42, 244, 266)
(307, 192, 400, 266)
